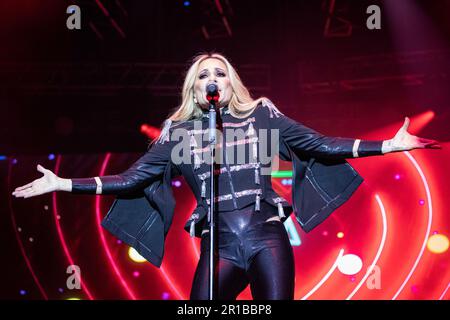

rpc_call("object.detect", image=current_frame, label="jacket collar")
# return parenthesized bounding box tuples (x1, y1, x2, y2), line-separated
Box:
(201, 105, 230, 119)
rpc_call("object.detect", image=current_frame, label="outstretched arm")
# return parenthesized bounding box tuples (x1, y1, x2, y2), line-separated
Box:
(12, 138, 175, 198)
(271, 112, 383, 159)
(270, 109, 440, 159)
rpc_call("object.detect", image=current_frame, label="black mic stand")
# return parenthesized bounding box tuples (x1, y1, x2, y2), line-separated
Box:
(207, 96, 218, 300)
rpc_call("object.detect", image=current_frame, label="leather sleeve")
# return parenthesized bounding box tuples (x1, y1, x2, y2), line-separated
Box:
(270, 112, 384, 159)
(71, 137, 175, 195)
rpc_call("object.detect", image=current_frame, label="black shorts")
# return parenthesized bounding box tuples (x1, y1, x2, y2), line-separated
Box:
(191, 201, 295, 299)
(200, 201, 288, 271)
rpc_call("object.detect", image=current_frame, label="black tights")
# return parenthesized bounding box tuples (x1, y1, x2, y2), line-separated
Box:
(190, 202, 295, 300)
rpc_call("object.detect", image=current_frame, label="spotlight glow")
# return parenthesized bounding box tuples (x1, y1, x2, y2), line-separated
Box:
(128, 247, 147, 263)
(427, 234, 449, 254)
(162, 292, 170, 300)
(172, 180, 182, 187)
(337, 254, 363, 275)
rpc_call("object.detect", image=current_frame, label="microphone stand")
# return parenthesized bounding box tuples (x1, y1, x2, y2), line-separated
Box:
(207, 95, 218, 300)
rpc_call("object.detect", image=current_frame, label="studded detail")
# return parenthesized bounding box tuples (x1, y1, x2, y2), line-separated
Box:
(252, 141, 258, 161)
(206, 188, 262, 204)
(222, 117, 256, 128)
(201, 179, 206, 198)
(157, 119, 172, 144)
(272, 197, 288, 218)
(255, 192, 261, 211)
(191, 137, 259, 155)
(197, 162, 260, 180)
(193, 153, 202, 170)
(187, 128, 209, 135)
(261, 99, 284, 118)
(272, 197, 286, 203)
(277, 202, 285, 218)
(189, 130, 203, 170)
(201, 107, 231, 118)
(189, 213, 200, 238)
(246, 122, 255, 136)
(254, 166, 260, 185)
(190, 133, 198, 148)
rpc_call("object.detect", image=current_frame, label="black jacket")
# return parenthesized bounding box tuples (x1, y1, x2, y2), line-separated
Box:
(71, 101, 384, 267)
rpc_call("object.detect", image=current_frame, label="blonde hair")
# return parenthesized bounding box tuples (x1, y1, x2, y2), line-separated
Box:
(167, 52, 269, 122)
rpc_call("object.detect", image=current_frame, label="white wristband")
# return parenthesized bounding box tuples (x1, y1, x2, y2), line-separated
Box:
(94, 177, 102, 194)
(352, 139, 361, 158)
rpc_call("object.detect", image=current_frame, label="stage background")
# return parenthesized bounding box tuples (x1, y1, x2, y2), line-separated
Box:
(1, 0, 449, 299)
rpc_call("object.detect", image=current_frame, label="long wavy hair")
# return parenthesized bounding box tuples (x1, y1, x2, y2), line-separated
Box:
(167, 52, 269, 122)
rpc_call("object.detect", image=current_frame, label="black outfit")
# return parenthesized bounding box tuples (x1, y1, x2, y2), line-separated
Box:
(191, 201, 294, 300)
(70, 101, 385, 300)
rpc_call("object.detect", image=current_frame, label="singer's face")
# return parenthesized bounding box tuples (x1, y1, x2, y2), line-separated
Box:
(194, 58, 232, 109)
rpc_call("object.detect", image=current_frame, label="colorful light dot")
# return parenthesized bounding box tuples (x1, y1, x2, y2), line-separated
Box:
(419, 199, 425, 206)
(322, 231, 328, 236)
(427, 234, 449, 254)
(116, 240, 122, 245)
(12, 159, 18, 164)
(128, 247, 147, 263)
(411, 285, 419, 293)
(133, 271, 140, 278)
(44, 205, 49, 210)
(162, 292, 170, 300)
(394, 174, 401, 180)
(58, 288, 64, 293)
(19, 290, 26, 296)
(29, 237, 34, 242)
(337, 232, 344, 239)
(337, 254, 363, 275)
(48, 154, 55, 160)
(17, 227, 22, 232)
(57, 215, 61, 220)
(172, 180, 182, 187)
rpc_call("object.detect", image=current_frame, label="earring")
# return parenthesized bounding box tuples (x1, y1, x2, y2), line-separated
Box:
(193, 96, 198, 105)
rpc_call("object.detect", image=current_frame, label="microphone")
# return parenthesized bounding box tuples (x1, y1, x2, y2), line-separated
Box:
(206, 83, 219, 103)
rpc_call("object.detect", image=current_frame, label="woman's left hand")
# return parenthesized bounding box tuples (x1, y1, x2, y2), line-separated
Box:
(382, 117, 442, 153)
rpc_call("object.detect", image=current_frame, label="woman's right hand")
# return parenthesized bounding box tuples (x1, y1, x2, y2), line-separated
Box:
(12, 164, 61, 199)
